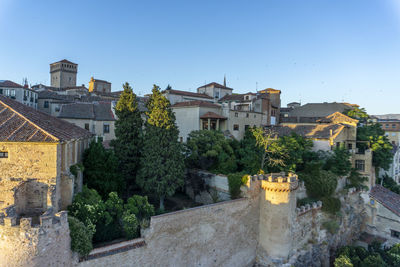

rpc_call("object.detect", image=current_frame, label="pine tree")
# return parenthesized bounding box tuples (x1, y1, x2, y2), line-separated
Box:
(137, 85, 185, 210)
(111, 82, 143, 192)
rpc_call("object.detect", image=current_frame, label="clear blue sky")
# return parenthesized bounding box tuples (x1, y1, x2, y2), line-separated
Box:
(1, 0, 399, 114)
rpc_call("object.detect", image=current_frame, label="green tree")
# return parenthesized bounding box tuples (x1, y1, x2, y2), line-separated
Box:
(124, 195, 155, 221)
(82, 141, 124, 199)
(111, 82, 143, 191)
(185, 130, 237, 174)
(68, 216, 93, 257)
(235, 127, 264, 174)
(361, 253, 386, 267)
(323, 148, 352, 176)
(334, 255, 354, 267)
(137, 85, 185, 210)
(345, 107, 369, 123)
(251, 127, 286, 171)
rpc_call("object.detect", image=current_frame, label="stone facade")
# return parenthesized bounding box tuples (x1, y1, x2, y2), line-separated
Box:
(50, 60, 78, 89)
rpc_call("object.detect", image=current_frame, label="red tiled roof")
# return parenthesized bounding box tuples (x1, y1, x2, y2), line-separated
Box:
(0, 95, 92, 142)
(370, 185, 400, 217)
(171, 101, 220, 109)
(0, 80, 24, 88)
(200, 112, 227, 120)
(164, 89, 213, 99)
(197, 82, 233, 90)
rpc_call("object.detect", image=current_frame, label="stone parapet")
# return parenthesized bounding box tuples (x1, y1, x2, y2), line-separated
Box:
(0, 211, 68, 230)
(296, 201, 322, 215)
(248, 172, 299, 192)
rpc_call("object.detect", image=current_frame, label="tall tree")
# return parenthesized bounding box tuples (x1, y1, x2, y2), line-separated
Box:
(111, 82, 143, 191)
(137, 85, 185, 210)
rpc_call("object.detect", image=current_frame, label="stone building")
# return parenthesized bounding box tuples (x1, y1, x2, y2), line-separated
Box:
(165, 83, 281, 141)
(0, 95, 92, 216)
(58, 101, 117, 141)
(365, 185, 400, 246)
(88, 77, 111, 94)
(50, 59, 78, 89)
(0, 80, 38, 109)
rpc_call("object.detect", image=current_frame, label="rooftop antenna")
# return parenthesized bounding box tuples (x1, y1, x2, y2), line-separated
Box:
(223, 75, 226, 87)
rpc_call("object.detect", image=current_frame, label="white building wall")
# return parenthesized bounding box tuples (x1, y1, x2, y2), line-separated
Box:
(173, 107, 200, 142)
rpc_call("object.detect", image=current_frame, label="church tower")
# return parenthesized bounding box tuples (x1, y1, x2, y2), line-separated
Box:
(50, 59, 77, 89)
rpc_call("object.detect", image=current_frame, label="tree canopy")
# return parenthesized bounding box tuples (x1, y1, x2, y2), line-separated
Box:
(111, 82, 143, 190)
(137, 85, 185, 210)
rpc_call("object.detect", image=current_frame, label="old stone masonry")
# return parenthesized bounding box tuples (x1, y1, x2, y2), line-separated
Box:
(0, 172, 366, 267)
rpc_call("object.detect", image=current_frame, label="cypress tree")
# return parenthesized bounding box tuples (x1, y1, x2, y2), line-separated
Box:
(111, 82, 143, 192)
(137, 85, 185, 210)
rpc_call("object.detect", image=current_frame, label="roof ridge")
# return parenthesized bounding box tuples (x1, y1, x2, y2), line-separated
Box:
(0, 100, 59, 141)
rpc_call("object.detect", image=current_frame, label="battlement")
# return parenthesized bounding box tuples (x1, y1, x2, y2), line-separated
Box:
(248, 172, 299, 192)
(296, 201, 322, 215)
(0, 211, 68, 230)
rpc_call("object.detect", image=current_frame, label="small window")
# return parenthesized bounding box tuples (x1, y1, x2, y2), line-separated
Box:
(393, 124, 396, 129)
(84, 123, 89, 131)
(245, 125, 249, 131)
(246, 113, 249, 118)
(254, 114, 256, 118)
(391, 230, 400, 239)
(44, 101, 49, 108)
(233, 124, 239, 131)
(348, 143, 353, 150)
(386, 124, 389, 127)
(0, 89, 2, 94)
(336, 142, 341, 148)
(180, 137, 183, 143)
(355, 160, 365, 172)
(235, 112, 238, 117)
(103, 124, 110, 134)
(0, 151, 8, 158)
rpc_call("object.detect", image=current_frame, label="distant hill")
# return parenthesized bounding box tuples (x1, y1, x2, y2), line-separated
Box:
(373, 114, 400, 120)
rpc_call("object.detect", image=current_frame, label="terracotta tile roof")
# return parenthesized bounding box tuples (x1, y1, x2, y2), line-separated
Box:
(0, 80, 24, 88)
(163, 89, 213, 99)
(171, 101, 220, 109)
(265, 124, 344, 140)
(197, 82, 233, 90)
(219, 94, 244, 102)
(200, 112, 227, 120)
(58, 102, 116, 121)
(0, 95, 92, 142)
(370, 185, 400, 217)
(51, 59, 77, 65)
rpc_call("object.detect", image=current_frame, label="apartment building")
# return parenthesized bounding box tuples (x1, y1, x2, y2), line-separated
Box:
(0, 80, 38, 109)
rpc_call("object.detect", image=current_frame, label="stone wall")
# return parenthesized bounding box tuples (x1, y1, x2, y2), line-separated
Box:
(0, 211, 73, 267)
(78, 197, 259, 267)
(185, 169, 230, 204)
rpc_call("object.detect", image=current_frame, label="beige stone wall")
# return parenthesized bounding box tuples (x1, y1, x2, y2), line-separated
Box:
(78, 198, 259, 267)
(0, 142, 60, 211)
(0, 212, 73, 267)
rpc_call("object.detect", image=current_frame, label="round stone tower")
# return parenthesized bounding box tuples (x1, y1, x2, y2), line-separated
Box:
(258, 172, 299, 260)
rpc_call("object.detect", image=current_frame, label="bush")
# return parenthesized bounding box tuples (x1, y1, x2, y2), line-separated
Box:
(334, 255, 353, 267)
(68, 216, 93, 257)
(227, 173, 247, 199)
(302, 169, 338, 199)
(321, 196, 341, 214)
(361, 253, 385, 267)
(322, 220, 339, 234)
(124, 195, 155, 222)
(122, 212, 139, 239)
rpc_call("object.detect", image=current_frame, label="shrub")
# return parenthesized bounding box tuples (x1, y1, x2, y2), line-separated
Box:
(227, 173, 247, 199)
(334, 255, 353, 267)
(124, 195, 155, 221)
(122, 212, 139, 239)
(322, 220, 339, 234)
(361, 253, 385, 267)
(321, 196, 341, 214)
(68, 216, 93, 257)
(302, 170, 338, 199)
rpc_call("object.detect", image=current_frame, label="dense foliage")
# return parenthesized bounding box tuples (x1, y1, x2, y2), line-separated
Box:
(111, 82, 143, 191)
(137, 85, 185, 210)
(377, 174, 400, 194)
(321, 196, 341, 215)
(227, 173, 249, 199)
(334, 243, 400, 267)
(68, 216, 93, 257)
(82, 141, 124, 199)
(185, 130, 237, 174)
(68, 186, 154, 243)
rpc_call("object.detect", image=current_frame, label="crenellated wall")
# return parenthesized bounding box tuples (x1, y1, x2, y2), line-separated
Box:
(0, 211, 73, 267)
